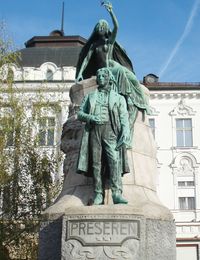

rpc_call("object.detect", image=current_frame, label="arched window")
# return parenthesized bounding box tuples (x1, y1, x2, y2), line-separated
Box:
(46, 69, 53, 81)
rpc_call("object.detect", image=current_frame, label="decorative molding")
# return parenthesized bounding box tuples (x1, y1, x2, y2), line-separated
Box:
(169, 99, 196, 116)
(63, 240, 102, 259)
(40, 62, 58, 72)
(103, 240, 139, 259)
(0, 62, 76, 81)
(149, 106, 160, 116)
(63, 239, 139, 260)
(171, 153, 199, 176)
(150, 93, 200, 100)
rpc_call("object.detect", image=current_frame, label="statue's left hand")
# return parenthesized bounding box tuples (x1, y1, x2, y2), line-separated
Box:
(116, 134, 131, 150)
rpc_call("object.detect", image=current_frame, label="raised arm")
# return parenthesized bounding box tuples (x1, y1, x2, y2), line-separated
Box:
(103, 2, 118, 44)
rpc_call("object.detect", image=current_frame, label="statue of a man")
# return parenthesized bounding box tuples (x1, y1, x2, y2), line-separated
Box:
(77, 67, 131, 205)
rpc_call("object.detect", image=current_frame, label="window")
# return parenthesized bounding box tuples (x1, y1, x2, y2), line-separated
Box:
(179, 197, 195, 210)
(149, 118, 155, 138)
(178, 181, 195, 187)
(46, 69, 53, 81)
(176, 119, 193, 147)
(38, 117, 55, 146)
(177, 246, 198, 260)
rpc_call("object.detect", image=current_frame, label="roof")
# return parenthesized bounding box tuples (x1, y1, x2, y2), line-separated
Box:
(17, 46, 83, 67)
(16, 35, 87, 68)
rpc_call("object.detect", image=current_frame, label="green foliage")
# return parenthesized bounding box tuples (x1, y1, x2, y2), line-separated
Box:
(0, 22, 62, 259)
(0, 22, 20, 87)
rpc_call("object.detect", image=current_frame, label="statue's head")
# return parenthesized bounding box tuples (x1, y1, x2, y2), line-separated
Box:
(94, 19, 109, 36)
(96, 67, 115, 89)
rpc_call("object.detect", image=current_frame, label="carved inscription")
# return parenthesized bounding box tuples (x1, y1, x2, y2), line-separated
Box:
(66, 219, 139, 246)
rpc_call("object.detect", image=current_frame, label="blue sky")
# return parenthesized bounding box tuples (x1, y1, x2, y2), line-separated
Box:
(1, 0, 200, 82)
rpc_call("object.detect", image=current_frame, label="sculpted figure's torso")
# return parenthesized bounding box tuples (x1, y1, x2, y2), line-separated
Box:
(93, 38, 113, 69)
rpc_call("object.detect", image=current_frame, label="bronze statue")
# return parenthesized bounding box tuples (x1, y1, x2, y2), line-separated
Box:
(76, 2, 133, 81)
(76, 1, 150, 132)
(77, 68, 130, 205)
(76, 1, 151, 205)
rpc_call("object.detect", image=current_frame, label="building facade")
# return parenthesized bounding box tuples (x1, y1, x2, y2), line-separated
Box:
(144, 74, 200, 260)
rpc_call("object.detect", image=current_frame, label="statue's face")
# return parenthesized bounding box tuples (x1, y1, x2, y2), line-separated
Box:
(97, 69, 110, 88)
(95, 20, 109, 36)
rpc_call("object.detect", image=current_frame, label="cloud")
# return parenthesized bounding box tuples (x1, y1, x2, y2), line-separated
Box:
(159, 0, 200, 79)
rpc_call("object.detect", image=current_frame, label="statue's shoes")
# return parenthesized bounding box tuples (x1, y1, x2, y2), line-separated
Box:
(112, 193, 128, 204)
(93, 193, 103, 205)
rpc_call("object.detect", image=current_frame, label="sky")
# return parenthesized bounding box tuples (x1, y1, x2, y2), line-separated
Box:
(0, 0, 200, 82)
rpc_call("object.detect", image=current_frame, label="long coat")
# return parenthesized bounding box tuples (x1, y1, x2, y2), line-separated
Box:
(77, 89, 130, 177)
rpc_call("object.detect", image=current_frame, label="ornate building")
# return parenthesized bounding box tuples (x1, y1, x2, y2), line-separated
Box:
(144, 74, 200, 260)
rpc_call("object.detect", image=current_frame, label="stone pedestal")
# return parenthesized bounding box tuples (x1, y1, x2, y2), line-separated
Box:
(38, 79, 176, 260)
(39, 206, 175, 260)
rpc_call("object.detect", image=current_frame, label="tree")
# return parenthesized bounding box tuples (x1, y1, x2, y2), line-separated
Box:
(0, 22, 62, 259)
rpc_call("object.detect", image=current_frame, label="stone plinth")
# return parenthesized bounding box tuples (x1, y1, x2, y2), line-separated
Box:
(39, 206, 176, 260)
(38, 78, 176, 260)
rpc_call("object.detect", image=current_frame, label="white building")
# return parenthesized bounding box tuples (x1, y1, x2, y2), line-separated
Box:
(1, 31, 200, 259)
(0, 31, 86, 170)
(144, 74, 200, 260)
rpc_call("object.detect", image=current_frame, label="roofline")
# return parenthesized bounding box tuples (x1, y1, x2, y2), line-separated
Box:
(1, 80, 75, 84)
(176, 237, 200, 242)
(143, 82, 200, 91)
(25, 35, 87, 48)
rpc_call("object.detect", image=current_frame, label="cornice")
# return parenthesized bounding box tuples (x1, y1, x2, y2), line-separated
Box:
(144, 82, 200, 91)
(150, 92, 200, 99)
(0, 81, 73, 93)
